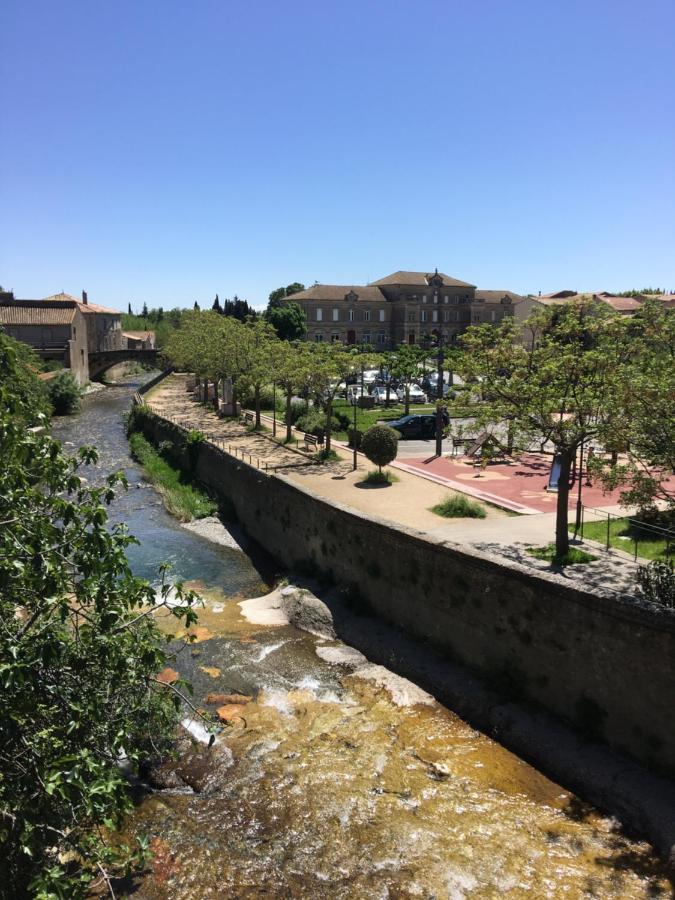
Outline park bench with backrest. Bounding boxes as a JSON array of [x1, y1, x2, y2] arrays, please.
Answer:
[[240, 411, 254, 427], [302, 432, 319, 452]]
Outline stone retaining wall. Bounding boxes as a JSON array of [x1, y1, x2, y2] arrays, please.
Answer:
[[137, 408, 675, 783]]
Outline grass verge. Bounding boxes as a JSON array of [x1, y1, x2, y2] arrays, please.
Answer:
[[431, 494, 486, 519], [129, 432, 217, 522], [569, 517, 671, 561], [528, 544, 598, 566]]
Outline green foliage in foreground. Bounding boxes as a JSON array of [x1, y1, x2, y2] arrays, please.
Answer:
[[431, 494, 487, 519], [527, 543, 598, 566], [636, 559, 675, 610], [0, 352, 200, 896], [129, 432, 217, 521], [47, 370, 82, 415]]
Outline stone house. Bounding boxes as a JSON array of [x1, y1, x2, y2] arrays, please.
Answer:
[[287, 270, 524, 348], [122, 330, 156, 350]]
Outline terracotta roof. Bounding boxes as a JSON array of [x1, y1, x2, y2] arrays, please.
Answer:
[[0, 303, 76, 325], [285, 284, 388, 303], [474, 290, 525, 303], [43, 293, 121, 315], [598, 295, 641, 312], [539, 289, 577, 299], [371, 270, 475, 288], [123, 330, 154, 340]]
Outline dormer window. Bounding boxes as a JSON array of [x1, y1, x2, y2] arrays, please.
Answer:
[[345, 289, 359, 303]]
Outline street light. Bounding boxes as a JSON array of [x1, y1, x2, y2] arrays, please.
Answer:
[[272, 380, 277, 437]]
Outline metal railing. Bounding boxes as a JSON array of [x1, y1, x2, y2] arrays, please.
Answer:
[[576, 505, 674, 562]]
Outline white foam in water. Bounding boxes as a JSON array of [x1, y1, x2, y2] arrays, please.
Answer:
[[259, 689, 293, 715], [254, 641, 288, 662], [445, 868, 479, 899], [181, 717, 213, 745]]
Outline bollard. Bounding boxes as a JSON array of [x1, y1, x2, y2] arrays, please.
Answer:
[[606, 513, 611, 551]]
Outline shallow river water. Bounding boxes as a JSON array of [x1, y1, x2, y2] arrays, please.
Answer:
[[53, 379, 673, 899]]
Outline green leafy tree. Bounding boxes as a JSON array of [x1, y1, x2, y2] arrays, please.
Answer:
[[0, 331, 50, 424], [390, 345, 427, 414], [307, 344, 356, 453], [361, 424, 399, 473], [0, 353, 199, 897], [267, 283, 305, 310], [141, 302, 148, 318], [461, 300, 634, 559], [240, 319, 280, 428], [266, 302, 307, 341], [48, 370, 82, 415]]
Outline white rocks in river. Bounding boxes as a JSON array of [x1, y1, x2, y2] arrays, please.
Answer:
[[347, 664, 435, 707], [181, 516, 245, 551], [238, 588, 289, 626], [315, 645, 367, 670]]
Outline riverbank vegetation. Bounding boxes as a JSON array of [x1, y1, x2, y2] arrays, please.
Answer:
[[0, 341, 199, 896], [129, 431, 217, 521]]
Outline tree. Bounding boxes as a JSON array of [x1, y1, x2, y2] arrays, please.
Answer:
[[47, 370, 82, 415], [267, 283, 305, 310], [362, 424, 399, 473], [307, 344, 356, 453], [212, 294, 222, 314], [127, 302, 132, 315], [194, 300, 200, 311], [0, 332, 50, 424], [240, 319, 280, 428], [141, 302, 148, 318], [586, 299, 675, 518], [391, 345, 427, 415], [461, 300, 634, 560], [157, 306, 164, 322], [0, 348, 199, 896], [275, 342, 314, 442], [266, 302, 307, 341]]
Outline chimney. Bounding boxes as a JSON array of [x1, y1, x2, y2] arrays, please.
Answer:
[[82, 290, 88, 305]]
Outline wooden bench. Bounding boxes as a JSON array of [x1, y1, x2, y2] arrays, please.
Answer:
[[240, 411, 254, 427], [303, 432, 319, 452]]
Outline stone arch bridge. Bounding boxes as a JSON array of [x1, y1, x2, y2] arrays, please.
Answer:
[[88, 348, 160, 380]]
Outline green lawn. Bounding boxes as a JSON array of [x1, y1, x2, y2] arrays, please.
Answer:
[[528, 544, 598, 566], [570, 516, 672, 561]]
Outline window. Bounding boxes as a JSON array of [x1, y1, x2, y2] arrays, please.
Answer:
[[331, 332, 341, 342], [362, 331, 371, 344], [315, 332, 324, 342], [432, 310, 438, 323], [422, 295, 427, 303], [379, 309, 385, 322], [408, 312, 416, 323], [433, 294, 438, 304], [378, 331, 387, 345], [444, 295, 449, 304], [443, 310, 449, 322], [332, 308, 339, 322], [349, 309, 354, 322], [364, 309, 371, 322], [316, 308, 323, 322], [473, 314, 481, 323], [491, 310, 496, 322], [421, 310, 427, 323]]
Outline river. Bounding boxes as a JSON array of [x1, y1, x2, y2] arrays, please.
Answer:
[[52, 378, 672, 899]]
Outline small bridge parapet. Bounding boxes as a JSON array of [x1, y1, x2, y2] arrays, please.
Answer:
[[88, 348, 160, 379]]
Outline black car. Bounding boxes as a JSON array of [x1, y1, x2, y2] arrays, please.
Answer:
[[386, 414, 437, 440]]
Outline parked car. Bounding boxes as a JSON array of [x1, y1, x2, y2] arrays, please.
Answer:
[[386, 414, 437, 440], [347, 385, 370, 406], [396, 384, 427, 404], [371, 386, 398, 405]]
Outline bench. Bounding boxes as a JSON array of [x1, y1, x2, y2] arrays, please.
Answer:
[[303, 432, 319, 452], [240, 411, 254, 427]]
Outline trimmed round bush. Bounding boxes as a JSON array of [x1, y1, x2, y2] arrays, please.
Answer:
[[361, 424, 399, 473]]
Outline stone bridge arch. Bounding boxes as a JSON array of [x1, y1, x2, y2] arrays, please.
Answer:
[[88, 349, 160, 380]]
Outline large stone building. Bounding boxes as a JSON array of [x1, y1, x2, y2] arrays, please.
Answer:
[[0, 291, 123, 385], [286, 270, 526, 348]]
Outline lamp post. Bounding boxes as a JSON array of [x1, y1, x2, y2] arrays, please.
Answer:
[[352, 390, 358, 471], [272, 380, 277, 437]]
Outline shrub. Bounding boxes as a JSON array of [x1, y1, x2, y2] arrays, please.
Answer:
[[528, 543, 598, 566], [47, 370, 82, 415], [361, 424, 399, 473], [362, 469, 399, 485], [431, 494, 487, 519], [636, 559, 675, 610], [239, 384, 276, 409], [286, 398, 309, 426]]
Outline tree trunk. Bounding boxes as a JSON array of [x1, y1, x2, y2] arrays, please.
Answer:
[[555, 450, 573, 560], [286, 388, 292, 443], [405, 386, 410, 416], [254, 384, 261, 429], [325, 397, 332, 454]]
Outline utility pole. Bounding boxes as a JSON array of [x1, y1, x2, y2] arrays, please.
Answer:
[[435, 331, 445, 458]]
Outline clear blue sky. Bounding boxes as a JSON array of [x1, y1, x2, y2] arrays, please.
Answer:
[[1, 0, 674, 310]]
